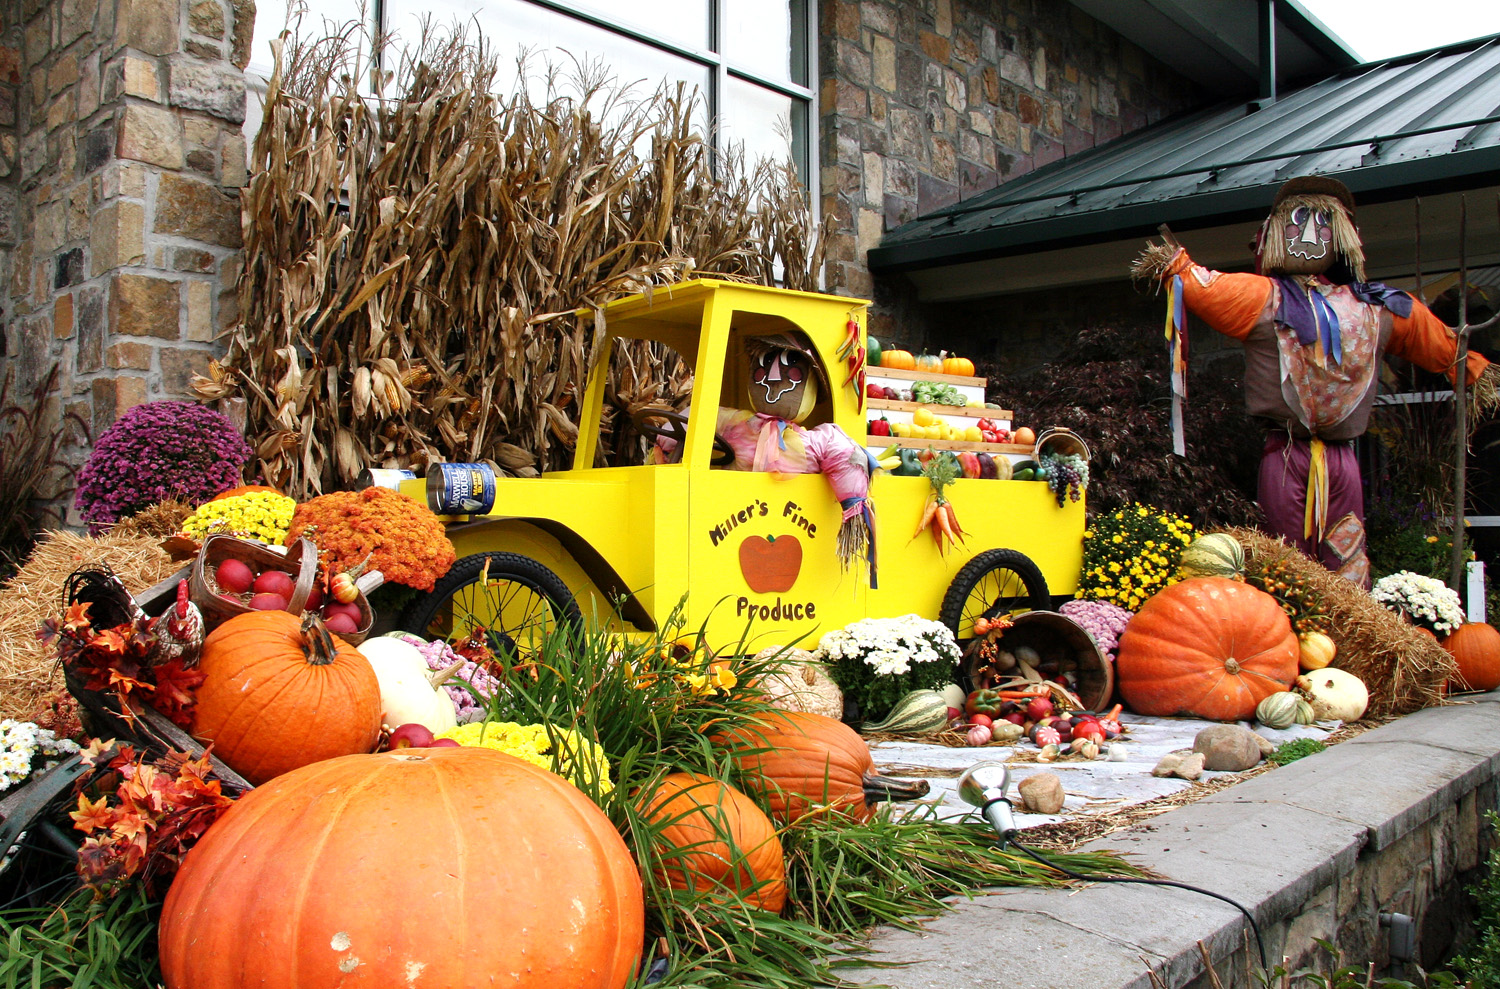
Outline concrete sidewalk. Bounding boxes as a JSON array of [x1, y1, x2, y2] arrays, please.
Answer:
[[844, 693, 1500, 989]]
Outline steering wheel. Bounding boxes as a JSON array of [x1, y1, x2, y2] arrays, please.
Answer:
[[631, 406, 737, 467]]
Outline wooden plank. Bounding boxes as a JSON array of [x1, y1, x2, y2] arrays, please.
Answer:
[[867, 435, 1035, 455], [866, 367, 987, 387], [867, 398, 1013, 419]]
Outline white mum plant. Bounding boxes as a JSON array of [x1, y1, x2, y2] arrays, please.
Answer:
[[1370, 571, 1466, 636]]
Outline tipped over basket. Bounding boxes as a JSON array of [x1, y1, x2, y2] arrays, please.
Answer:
[[965, 610, 1113, 712]]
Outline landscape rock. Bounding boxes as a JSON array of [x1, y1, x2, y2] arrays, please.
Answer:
[[1017, 771, 1064, 813], [1193, 724, 1264, 771]]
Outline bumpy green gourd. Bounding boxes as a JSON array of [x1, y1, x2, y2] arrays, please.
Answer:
[[863, 689, 950, 734], [1255, 691, 1300, 730], [1179, 533, 1246, 579]]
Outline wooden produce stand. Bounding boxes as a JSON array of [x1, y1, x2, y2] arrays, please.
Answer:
[[864, 365, 1034, 459]]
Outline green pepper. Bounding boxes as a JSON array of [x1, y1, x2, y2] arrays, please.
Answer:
[[964, 688, 1006, 718]]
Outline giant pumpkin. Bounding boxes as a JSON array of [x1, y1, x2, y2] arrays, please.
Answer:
[[639, 773, 786, 913], [715, 711, 928, 824], [160, 747, 644, 988], [1442, 622, 1500, 692], [190, 611, 382, 784], [1115, 577, 1298, 721]]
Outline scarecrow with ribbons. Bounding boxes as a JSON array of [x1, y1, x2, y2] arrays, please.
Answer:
[[1133, 175, 1497, 584], [650, 331, 878, 585]]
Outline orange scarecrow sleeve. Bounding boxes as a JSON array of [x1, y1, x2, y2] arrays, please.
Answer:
[[1385, 297, 1490, 386], [1163, 249, 1274, 342]]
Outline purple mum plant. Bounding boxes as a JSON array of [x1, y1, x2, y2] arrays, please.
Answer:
[[1059, 599, 1134, 663], [74, 401, 252, 531]]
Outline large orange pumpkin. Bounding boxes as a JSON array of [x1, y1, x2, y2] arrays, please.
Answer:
[[639, 772, 786, 913], [1442, 622, 1500, 692], [715, 711, 927, 824], [942, 356, 975, 377], [190, 611, 382, 784], [1115, 577, 1298, 721], [160, 747, 644, 988]]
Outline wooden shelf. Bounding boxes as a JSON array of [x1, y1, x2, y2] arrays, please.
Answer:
[[867, 367, 987, 387], [867, 435, 1035, 455], [867, 398, 1013, 419]]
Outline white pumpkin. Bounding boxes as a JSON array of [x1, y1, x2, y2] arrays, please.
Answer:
[[750, 647, 844, 720], [1296, 668, 1368, 723], [358, 636, 458, 732]]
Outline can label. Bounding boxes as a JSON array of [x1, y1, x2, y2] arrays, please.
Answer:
[[429, 463, 496, 515], [358, 468, 417, 490]]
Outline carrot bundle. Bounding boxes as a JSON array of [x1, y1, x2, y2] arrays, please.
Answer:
[[915, 454, 966, 555]]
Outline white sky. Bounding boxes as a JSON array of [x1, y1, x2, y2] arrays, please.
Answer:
[[1298, 0, 1500, 60]]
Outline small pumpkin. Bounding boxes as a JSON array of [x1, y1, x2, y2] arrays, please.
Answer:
[[1296, 669, 1369, 722], [1115, 577, 1298, 722], [190, 611, 382, 785], [1297, 630, 1337, 671], [160, 747, 644, 989], [1255, 691, 1300, 730], [913, 353, 944, 373], [211, 484, 281, 501], [639, 773, 785, 913], [714, 711, 928, 824], [1441, 622, 1500, 692], [942, 356, 975, 377], [880, 349, 915, 371], [1178, 532, 1246, 579], [358, 636, 459, 733]]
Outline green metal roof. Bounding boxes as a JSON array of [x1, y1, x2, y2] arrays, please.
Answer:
[[869, 33, 1500, 275]]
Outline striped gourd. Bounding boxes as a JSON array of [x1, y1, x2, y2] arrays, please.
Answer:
[[1255, 691, 1300, 729], [863, 689, 949, 734], [1178, 533, 1246, 579]]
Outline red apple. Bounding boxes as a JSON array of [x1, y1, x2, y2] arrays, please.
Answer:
[[1026, 697, 1054, 721], [253, 569, 296, 599], [968, 713, 993, 729], [427, 738, 462, 748], [249, 592, 288, 611], [323, 612, 359, 634], [387, 723, 436, 749], [216, 558, 254, 594], [1003, 711, 1027, 727], [302, 582, 323, 611], [322, 601, 362, 623]]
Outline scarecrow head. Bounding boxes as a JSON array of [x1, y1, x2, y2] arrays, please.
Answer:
[[1254, 175, 1365, 283], [745, 332, 827, 423]]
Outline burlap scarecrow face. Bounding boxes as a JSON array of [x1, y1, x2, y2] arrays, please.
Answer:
[[746, 334, 822, 422], [1255, 177, 1366, 282]]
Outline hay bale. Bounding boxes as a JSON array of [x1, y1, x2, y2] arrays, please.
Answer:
[[1227, 527, 1454, 717], [0, 529, 181, 718]]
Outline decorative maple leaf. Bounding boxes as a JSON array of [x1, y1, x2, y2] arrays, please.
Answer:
[[151, 660, 208, 728], [70, 794, 115, 834]]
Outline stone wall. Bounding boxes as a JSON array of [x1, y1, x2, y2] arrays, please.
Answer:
[[0, 0, 251, 524], [817, 0, 1202, 339]]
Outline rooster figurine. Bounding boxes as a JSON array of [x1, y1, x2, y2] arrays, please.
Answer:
[[147, 579, 206, 668]]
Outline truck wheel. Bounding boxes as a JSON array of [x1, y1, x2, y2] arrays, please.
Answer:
[[399, 552, 581, 660], [940, 549, 1050, 685]]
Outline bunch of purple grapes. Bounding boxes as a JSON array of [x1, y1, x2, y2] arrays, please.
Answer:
[[1042, 453, 1089, 507]]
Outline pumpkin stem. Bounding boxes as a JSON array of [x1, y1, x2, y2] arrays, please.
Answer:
[[428, 658, 468, 688], [1224, 658, 1241, 675], [300, 612, 341, 666], [862, 773, 931, 805]]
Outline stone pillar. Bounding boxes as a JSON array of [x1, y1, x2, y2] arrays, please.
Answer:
[[0, 0, 253, 524]]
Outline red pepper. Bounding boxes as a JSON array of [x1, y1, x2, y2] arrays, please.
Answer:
[[865, 383, 885, 399], [868, 418, 891, 437], [964, 688, 1006, 718]]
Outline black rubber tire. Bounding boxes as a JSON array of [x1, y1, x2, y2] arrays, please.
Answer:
[[940, 549, 1050, 687], [398, 552, 581, 656]]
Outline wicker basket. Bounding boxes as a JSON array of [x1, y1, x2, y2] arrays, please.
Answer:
[[1032, 427, 1091, 462], [190, 534, 318, 626], [965, 610, 1114, 712]]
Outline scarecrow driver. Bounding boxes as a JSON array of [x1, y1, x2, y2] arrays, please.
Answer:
[[1133, 176, 1496, 584], [647, 332, 877, 584]]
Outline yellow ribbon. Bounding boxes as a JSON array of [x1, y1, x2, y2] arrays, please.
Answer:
[[1304, 437, 1328, 543]]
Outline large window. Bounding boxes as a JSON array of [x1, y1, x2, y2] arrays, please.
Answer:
[[246, 0, 814, 181]]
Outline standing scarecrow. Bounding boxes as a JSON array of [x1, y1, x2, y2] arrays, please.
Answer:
[[1133, 176, 1496, 583]]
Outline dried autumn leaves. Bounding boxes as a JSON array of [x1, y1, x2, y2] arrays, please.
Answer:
[[199, 27, 826, 498]]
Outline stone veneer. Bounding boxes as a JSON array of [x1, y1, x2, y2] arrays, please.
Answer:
[[0, 0, 252, 524], [817, 0, 1200, 339]]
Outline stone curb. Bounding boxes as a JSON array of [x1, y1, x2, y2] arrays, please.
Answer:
[[844, 691, 1500, 989]]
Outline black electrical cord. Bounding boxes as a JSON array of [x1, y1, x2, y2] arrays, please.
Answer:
[[1002, 828, 1268, 971]]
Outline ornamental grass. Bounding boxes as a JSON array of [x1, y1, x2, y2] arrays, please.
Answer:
[[199, 22, 826, 499]]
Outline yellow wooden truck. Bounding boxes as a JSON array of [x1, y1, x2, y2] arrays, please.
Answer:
[[396, 279, 1084, 660]]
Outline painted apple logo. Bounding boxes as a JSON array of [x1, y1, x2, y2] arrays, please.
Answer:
[[739, 535, 802, 593]]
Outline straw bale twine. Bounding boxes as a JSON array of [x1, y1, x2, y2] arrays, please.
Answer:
[[1227, 527, 1454, 717], [0, 530, 180, 717]]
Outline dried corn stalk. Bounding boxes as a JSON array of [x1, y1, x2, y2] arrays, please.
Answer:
[[200, 24, 826, 497]]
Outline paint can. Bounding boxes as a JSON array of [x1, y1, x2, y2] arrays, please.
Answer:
[[427, 462, 497, 515], [356, 467, 417, 490]]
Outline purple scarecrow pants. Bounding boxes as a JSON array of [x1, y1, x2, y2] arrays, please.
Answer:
[[1257, 432, 1369, 585]]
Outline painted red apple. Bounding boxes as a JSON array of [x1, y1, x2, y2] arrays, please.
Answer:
[[322, 601, 362, 623], [738, 534, 802, 593], [216, 558, 254, 594], [387, 723, 436, 749], [248, 592, 288, 611], [323, 612, 359, 634], [253, 569, 296, 599]]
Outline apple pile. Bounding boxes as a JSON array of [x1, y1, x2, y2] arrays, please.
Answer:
[[385, 723, 461, 750], [212, 557, 364, 634], [959, 689, 1123, 758]]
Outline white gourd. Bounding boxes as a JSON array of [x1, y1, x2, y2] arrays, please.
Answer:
[[1296, 669, 1368, 723], [358, 637, 459, 732]]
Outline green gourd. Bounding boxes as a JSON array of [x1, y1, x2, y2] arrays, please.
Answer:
[[1178, 533, 1246, 579], [1255, 691, 1300, 730], [863, 689, 949, 735]]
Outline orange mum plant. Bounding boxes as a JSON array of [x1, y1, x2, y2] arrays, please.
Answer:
[[286, 488, 457, 591]]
